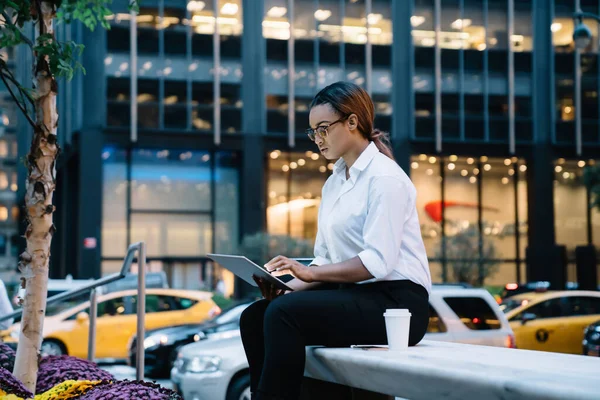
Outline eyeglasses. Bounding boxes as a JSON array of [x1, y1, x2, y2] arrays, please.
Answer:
[[305, 116, 348, 142]]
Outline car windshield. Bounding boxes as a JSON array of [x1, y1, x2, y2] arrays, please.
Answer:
[[500, 297, 533, 313], [211, 303, 249, 324]]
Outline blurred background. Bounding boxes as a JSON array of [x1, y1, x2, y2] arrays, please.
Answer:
[[0, 0, 599, 300]]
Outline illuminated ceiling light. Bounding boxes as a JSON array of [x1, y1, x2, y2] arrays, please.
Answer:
[[477, 43, 487, 51], [428, 156, 437, 164], [564, 106, 572, 114], [467, 157, 474, 164], [119, 62, 128, 71], [551, 22, 562, 33], [473, 168, 480, 175], [418, 154, 427, 161], [562, 171, 570, 179], [305, 151, 313, 157], [519, 165, 527, 172], [220, 2, 238, 15], [319, 166, 327, 173], [327, 163, 334, 170], [420, 38, 435, 47], [270, 151, 279, 159], [311, 153, 319, 160], [484, 164, 491, 171], [411, 162, 419, 169], [589, 159, 596, 165], [426, 169, 433, 176], [451, 18, 471, 30], [480, 155, 488, 162], [411, 16, 425, 27], [367, 13, 383, 25], [502, 177, 509, 185], [267, 6, 287, 18], [504, 158, 511, 166], [447, 163, 456, 171], [578, 160, 586, 168], [189, 63, 198, 71], [104, 56, 113, 66], [449, 155, 458, 162], [269, 191, 277, 198], [508, 169, 515, 176], [187, 1, 205, 12], [298, 159, 306, 166], [314, 9, 332, 22], [143, 61, 152, 70], [163, 67, 173, 76], [469, 176, 477, 184], [555, 165, 563, 173], [557, 158, 565, 164], [461, 169, 468, 177], [282, 165, 290, 172]]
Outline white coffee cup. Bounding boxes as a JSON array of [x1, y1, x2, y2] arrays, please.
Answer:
[[383, 309, 412, 351]]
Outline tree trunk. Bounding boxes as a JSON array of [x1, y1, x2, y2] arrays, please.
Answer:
[[13, 1, 58, 392]]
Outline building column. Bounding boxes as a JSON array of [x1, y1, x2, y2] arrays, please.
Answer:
[[391, 0, 413, 173], [237, 0, 266, 297], [528, 0, 564, 287], [74, 24, 107, 279]]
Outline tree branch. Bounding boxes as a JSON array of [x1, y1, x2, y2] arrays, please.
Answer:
[[1, 67, 36, 107], [1, 11, 34, 49], [0, 70, 36, 129]]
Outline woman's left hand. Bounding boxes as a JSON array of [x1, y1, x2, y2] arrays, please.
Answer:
[[265, 256, 316, 283]]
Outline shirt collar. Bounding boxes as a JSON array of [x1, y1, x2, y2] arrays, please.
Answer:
[[333, 141, 379, 180]]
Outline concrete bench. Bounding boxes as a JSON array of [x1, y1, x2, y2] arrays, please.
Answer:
[[302, 340, 600, 400]]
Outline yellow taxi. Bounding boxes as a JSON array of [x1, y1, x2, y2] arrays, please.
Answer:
[[1, 288, 220, 360], [502, 290, 600, 354]]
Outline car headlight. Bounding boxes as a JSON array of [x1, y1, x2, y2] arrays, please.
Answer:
[[144, 335, 171, 349], [186, 356, 221, 373]]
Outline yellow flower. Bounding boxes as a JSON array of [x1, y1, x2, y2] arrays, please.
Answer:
[[34, 380, 102, 400]]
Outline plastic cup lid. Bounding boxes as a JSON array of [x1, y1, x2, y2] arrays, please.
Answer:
[[383, 308, 411, 317]]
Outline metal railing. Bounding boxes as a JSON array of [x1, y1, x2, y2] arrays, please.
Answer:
[[0, 242, 147, 380]]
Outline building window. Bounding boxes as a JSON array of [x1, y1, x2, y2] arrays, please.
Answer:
[[410, 154, 528, 286], [267, 149, 329, 241], [101, 146, 240, 294]]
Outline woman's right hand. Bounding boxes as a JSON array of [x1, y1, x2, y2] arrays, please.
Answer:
[[252, 275, 287, 301]]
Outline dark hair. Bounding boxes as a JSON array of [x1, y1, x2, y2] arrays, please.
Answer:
[[309, 81, 394, 160]]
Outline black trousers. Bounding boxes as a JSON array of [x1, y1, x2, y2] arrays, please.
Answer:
[[239, 280, 430, 400]]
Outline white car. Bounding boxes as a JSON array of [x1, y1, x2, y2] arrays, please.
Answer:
[[171, 286, 514, 400]]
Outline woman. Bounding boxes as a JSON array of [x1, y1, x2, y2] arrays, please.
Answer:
[[240, 81, 432, 400]]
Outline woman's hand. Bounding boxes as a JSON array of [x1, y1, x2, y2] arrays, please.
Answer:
[[265, 256, 316, 283], [252, 275, 286, 301]]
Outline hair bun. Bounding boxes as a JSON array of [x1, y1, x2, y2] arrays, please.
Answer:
[[371, 129, 382, 140]]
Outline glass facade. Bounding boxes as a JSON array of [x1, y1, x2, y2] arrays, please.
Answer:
[[0, 45, 19, 278], [411, 154, 528, 285], [101, 147, 239, 294], [79, 0, 597, 293]]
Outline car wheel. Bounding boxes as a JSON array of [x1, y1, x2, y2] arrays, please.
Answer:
[[41, 340, 66, 356], [226, 373, 251, 400]]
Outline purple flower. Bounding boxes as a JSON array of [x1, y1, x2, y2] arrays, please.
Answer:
[[0, 342, 16, 371], [79, 380, 182, 400], [36, 355, 114, 394], [0, 366, 34, 399]]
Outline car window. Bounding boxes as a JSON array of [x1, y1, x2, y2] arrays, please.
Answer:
[[213, 303, 249, 324], [145, 295, 177, 313], [98, 297, 131, 317], [443, 296, 501, 330], [562, 296, 600, 316], [171, 296, 198, 310], [427, 304, 447, 333]]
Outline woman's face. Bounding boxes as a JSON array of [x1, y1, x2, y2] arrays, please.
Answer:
[[308, 104, 355, 160]]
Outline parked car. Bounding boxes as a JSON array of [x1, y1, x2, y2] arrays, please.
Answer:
[[583, 319, 600, 356], [0, 288, 219, 361], [128, 301, 252, 378], [171, 286, 514, 400], [503, 290, 600, 354]]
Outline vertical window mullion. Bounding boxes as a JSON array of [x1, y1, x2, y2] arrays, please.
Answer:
[[159, 0, 165, 130], [213, 0, 221, 145]]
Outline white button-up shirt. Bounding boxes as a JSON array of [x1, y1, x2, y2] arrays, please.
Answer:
[[311, 142, 432, 294]]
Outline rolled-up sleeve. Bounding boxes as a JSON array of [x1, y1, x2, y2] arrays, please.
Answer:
[[358, 176, 410, 279]]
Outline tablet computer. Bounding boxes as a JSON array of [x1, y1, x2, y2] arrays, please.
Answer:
[[207, 254, 294, 292]]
